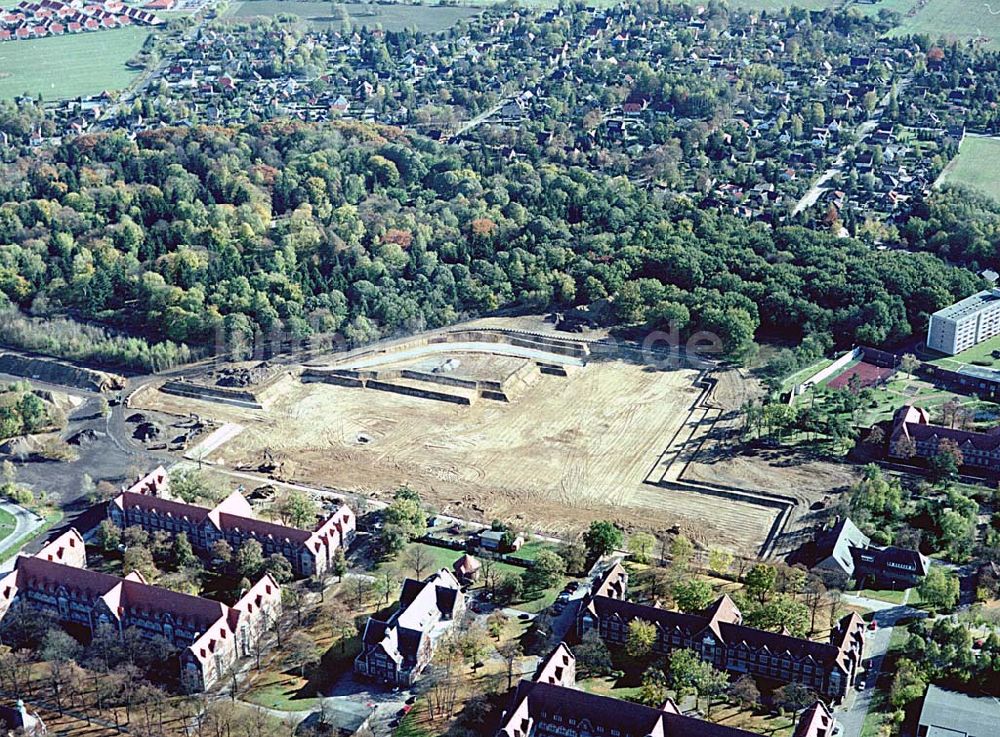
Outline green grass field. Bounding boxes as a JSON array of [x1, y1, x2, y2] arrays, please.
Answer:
[[927, 332, 1000, 370], [0, 508, 15, 545], [941, 135, 1000, 203], [226, 0, 480, 31], [881, 0, 1000, 49], [0, 28, 150, 100]]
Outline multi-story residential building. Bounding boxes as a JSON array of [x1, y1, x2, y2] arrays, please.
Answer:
[[108, 468, 355, 579], [576, 564, 865, 703], [355, 568, 465, 686], [0, 529, 281, 691], [814, 517, 928, 589], [889, 404, 1000, 472], [926, 288, 1000, 355], [497, 642, 842, 737]]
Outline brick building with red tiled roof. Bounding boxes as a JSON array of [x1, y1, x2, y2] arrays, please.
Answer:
[[109, 468, 355, 579], [889, 404, 1000, 471], [0, 529, 281, 691], [498, 642, 841, 737], [575, 564, 864, 703]]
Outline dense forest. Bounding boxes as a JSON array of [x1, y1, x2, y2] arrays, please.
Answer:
[[0, 121, 990, 368]]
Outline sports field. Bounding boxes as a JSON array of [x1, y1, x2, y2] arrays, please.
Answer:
[[940, 135, 1000, 202], [0, 27, 150, 100], [226, 1, 480, 31]]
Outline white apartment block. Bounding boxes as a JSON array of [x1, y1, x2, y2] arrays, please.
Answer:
[[927, 288, 1000, 355]]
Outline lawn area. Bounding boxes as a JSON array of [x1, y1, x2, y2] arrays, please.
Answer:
[[926, 332, 1000, 371], [387, 542, 565, 614], [780, 356, 835, 393], [226, 0, 481, 31], [576, 674, 643, 702], [242, 670, 321, 712], [0, 28, 151, 100], [849, 0, 918, 16], [886, 0, 1000, 50], [0, 507, 16, 545], [0, 510, 62, 564], [709, 703, 797, 737], [243, 591, 366, 712], [855, 587, 910, 605], [940, 135, 1000, 202], [850, 374, 973, 427]]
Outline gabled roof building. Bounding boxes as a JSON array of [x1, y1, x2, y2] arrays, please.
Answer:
[[0, 529, 281, 692], [108, 468, 355, 579], [890, 404, 1000, 473], [813, 516, 928, 589], [576, 564, 864, 703], [354, 568, 465, 686], [498, 642, 842, 737]]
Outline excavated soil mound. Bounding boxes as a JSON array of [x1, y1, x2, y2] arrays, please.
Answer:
[[0, 354, 125, 392]]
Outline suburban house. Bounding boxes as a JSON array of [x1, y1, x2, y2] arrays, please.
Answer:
[[916, 684, 1000, 737], [0, 0, 162, 42], [355, 568, 465, 686], [576, 564, 865, 703], [107, 468, 355, 578], [813, 517, 929, 589], [889, 405, 1000, 472], [497, 642, 842, 737], [0, 530, 281, 691]]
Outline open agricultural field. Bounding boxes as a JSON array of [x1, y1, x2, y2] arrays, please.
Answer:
[[140, 353, 779, 555], [881, 0, 1000, 49], [226, 0, 480, 31], [0, 27, 150, 100], [939, 135, 1000, 202]]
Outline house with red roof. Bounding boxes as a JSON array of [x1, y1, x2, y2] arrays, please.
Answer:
[[890, 404, 1000, 471], [498, 642, 841, 737], [576, 563, 865, 703], [109, 468, 355, 579], [0, 529, 282, 692]]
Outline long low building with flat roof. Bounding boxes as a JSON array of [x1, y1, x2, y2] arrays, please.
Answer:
[[917, 684, 1000, 737], [927, 287, 1000, 355]]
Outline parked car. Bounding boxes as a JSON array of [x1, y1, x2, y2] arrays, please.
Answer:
[[856, 676, 867, 691], [565, 581, 580, 592], [868, 619, 879, 631]]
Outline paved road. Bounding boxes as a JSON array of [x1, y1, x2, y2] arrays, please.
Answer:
[[834, 591, 925, 737], [0, 501, 45, 570]]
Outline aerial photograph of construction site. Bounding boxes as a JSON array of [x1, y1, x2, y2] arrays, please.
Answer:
[[137, 322, 787, 555]]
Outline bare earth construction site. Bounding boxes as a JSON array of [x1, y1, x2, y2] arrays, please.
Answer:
[[135, 325, 787, 555]]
